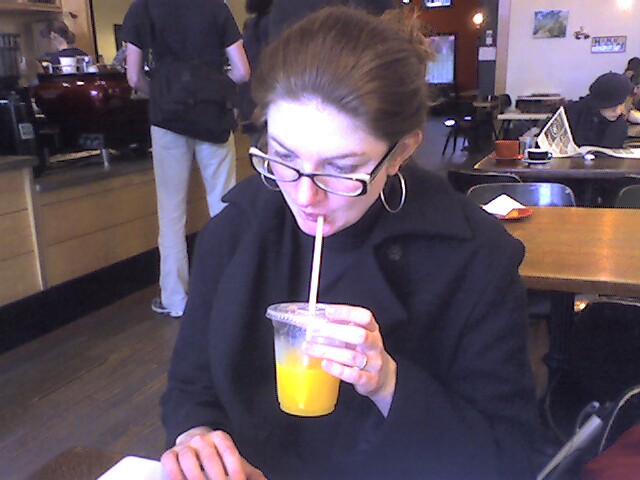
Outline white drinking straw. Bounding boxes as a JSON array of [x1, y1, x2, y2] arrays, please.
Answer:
[[308, 215, 324, 312]]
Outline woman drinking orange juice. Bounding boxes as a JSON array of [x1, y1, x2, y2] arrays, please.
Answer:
[[160, 7, 538, 480]]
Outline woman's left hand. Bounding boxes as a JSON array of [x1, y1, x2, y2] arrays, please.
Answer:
[[302, 304, 397, 416]]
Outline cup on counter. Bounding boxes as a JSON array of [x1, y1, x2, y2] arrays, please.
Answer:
[[494, 139, 520, 161], [266, 302, 341, 417], [526, 148, 552, 161], [519, 136, 536, 155]]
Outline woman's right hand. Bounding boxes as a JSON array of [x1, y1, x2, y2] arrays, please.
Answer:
[[161, 428, 266, 480]]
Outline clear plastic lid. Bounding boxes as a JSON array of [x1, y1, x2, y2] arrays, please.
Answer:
[[265, 302, 328, 328]]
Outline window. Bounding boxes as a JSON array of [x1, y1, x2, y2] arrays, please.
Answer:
[[425, 34, 455, 84]]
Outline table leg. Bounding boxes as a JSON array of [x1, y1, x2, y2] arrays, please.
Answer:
[[497, 120, 510, 139], [543, 291, 575, 377]]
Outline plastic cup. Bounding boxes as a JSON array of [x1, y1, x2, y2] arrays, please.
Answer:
[[266, 302, 340, 417]]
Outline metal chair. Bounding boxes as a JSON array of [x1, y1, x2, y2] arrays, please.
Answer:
[[615, 183, 640, 208], [595, 174, 640, 207], [447, 169, 521, 195], [467, 182, 576, 327], [467, 182, 576, 207], [441, 99, 476, 155]]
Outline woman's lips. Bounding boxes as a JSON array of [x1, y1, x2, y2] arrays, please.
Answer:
[[300, 211, 324, 222]]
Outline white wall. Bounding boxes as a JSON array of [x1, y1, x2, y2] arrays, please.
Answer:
[[500, 0, 640, 102], [92, 0, 132, 64]]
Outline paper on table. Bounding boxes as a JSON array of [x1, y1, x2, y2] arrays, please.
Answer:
[[96, 456, 168, 480], [482, 194, 526, 216]]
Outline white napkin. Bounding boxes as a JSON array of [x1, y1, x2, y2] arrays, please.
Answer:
[[481, 194, 525, 216], [97, 456, 168, 480]]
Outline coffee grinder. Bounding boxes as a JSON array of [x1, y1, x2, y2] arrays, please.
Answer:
[[0, 33, 37, 156]]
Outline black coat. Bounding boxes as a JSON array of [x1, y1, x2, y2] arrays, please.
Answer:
[[269, 0, 397, 41], [161, 165, 537, 479], [565, 96, 628, 148]]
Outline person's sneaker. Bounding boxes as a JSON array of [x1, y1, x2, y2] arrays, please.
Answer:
[[151, 297, 183, 318]]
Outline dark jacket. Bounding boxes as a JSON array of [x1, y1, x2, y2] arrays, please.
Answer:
[[269, 0, 396, 41], [161, 165, 537, 479], [565, 96, 628, 148], [238, 11, 270, 124]]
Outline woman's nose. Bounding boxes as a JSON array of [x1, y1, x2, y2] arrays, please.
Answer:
[[294, 176, 323, 206]]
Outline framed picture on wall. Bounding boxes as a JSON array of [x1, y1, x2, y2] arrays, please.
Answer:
[[424, 0, 451, 7], [591, 36, 627, 54], [533, 10, 569, 39]]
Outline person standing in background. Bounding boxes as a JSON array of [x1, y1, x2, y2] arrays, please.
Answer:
[[268, 0, 397, 41], [237, 0, 273, 139], [41, 20, 88, 67], [121, 0, 250, 318]]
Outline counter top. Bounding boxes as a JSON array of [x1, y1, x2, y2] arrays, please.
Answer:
[[0, 155, 38, 173], [35, 152, 153, 193]]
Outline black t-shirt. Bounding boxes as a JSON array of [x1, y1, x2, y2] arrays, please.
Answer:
[[121, 0, 240, 70], [120, 0, 242, 142], [269, 0, 396, 41]]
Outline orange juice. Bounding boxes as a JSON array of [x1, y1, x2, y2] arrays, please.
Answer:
[[276, 351, 340, 416]]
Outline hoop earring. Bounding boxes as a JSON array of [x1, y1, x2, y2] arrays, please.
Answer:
[[260, 174, 280, 191], [379, 171, 406, 213]]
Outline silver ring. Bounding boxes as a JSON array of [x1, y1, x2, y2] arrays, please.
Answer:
[[358, 355, 368, 370]]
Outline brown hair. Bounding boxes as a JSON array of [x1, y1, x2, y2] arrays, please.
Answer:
[[47, 20, 76, 45], [251, 6, 432, 144]]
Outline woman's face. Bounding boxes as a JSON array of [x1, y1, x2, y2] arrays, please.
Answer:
[[600, 103, 625, 121], [266, 98, 417, 237]]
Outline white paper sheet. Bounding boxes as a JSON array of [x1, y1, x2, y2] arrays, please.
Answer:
[[482, 194, 525, 216], [97, 456, 167, 480]]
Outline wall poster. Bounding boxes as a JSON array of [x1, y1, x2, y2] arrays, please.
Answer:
[[533, 10, 569, 39], [591, 36, 627, 54]]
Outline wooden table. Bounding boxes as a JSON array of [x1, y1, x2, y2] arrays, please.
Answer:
[[475, 153, 640, 180], [24, 447, 124, 480], [497, 111, 552, 139], [503, 207, 640, 372], [475, 153, 640, 206], [505, 207, 640, 295]]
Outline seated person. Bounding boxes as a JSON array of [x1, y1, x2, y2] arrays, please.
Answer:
[[625, 74, 640, 136], [159, 7, 538, 480], [40, 20, 88, 68], [623, 57, 640, 81], [565, 72, 633, 148]]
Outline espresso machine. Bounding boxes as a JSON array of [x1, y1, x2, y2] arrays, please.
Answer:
[[0, 33, 37, 157]]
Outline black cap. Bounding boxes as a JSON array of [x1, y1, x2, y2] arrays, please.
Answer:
[[589, 72, 633, 109]]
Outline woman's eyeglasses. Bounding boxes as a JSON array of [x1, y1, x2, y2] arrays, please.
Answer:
[[248, 143, 397, 197]]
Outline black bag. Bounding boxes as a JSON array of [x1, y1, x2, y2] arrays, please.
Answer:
[[144, 0, 237, 143], [151, 61, 237, 114], [149, 61, 237, 142], [544, 299, 640, 441]]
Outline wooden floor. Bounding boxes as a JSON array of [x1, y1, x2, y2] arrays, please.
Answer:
[[0, 286, 174, 480]]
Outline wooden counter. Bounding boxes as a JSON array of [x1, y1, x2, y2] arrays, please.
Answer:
[[0, 133, 254, 308], [0, 156, 41, 306], [35, 159, 210, 287]]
